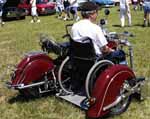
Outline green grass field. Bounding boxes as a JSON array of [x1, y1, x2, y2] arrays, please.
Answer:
[[0, 6, 150, 119]]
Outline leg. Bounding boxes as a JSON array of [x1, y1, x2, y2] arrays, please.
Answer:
[[120, 9, 125, 27], [31, 7, 40, 23], [0, 5, 4, 26], [143, 11, 147, 27], [127, 11, 132, 26], [148, 13, 150, 26]]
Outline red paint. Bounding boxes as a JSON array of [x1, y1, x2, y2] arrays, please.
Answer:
[[11, 52, 54, 86], [87, 65, 135, 118], [18, 0, 56, 15]]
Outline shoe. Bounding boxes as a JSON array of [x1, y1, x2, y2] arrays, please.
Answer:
[[1, 22, 5, 26], [37, 19, 40, 23], [143, 20, 147, 27], [75, 16, 80, 21], [63, 17, 67, 21], [30, 20, 34, 23], [57, 16, 62, 19]]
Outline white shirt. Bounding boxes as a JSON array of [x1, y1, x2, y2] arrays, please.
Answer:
[[71, 19, 108, 55], [30, 0, 36, 7], [120, 0, 129, 10], [69, 0, 78, 7]]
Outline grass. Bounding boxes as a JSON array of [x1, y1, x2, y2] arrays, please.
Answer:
[[0, 6, 150, 119]]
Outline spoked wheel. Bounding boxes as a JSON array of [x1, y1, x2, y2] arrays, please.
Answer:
[[85, 60, 114, 98], [109, 80, 132, 115], [58, 56, 73, 94]]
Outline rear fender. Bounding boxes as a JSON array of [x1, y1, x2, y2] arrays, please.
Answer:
[[11, 51, 54, 86], [87, 65, 135, 118]]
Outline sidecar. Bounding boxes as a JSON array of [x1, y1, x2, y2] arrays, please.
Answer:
[[6, 32, 144, 118]]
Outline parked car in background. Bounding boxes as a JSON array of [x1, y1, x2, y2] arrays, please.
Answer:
[[2, 0, 26, 21], [112, 0, 132, 6], [112, 0, 120, 6], [92, 0, 115, 7], [18, 0, 56, 15]]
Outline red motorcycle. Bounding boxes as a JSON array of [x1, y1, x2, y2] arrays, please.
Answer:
[[6, 24, 145, 119]]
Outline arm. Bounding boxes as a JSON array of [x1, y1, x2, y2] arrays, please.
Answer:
[[101, 45, 114, 54], [30, 0, 33, 4]]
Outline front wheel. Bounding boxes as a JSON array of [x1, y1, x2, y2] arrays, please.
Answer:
[[109, 80, 132, 115]]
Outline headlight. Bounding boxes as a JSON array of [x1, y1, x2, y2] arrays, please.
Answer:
[[41, 8, 45, 11]]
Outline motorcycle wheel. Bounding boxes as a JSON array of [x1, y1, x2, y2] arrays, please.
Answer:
[[109, 80, 132, 115], [58, 56, 73, 94]]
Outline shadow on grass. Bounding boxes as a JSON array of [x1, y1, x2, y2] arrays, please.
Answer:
[[112, 24, 145, 28], [8, 91, 56, 104]]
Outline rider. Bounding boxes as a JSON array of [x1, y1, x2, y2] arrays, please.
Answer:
[[71, 1, 126, 63], [71, 2, 114, 58], [70, 2, 125, 94]]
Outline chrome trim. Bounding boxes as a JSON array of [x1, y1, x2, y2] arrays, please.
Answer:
[[103, 81, 143, 111]]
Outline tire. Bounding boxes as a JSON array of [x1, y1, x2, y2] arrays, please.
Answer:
[[58, 56, 73, 94], [109, 80, 132, 115], [19, 87, 41, 98], [85, 60, 114, 98], [20, 16, 26, 19], [18, 73, 55, 98]]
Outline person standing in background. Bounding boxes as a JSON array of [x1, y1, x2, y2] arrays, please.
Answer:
[[63, 0, 71, 20], [133, 0, 138, 10], [0, 0, 6, 26], [119, 0, 131, 27], [143, 0, 150, 26], [56, 0, 64, 19], [30, 0, 40, 23], [69, 0, 80, 21]]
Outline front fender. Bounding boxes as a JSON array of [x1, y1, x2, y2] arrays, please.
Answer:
[[87, 65, 135, 118]]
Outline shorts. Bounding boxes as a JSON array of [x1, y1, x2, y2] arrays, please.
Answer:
[[56, 2, 64, 12], [143, 2, 150, 13], [31, 6, 37, 16], [70, 7, 78, 15], [63, 1, 70, 9], [0, 4, 3, 16]]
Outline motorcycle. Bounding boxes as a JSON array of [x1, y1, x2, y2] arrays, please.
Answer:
[[6, 18, 145, 119]]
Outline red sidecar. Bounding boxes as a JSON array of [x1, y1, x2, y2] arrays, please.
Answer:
[[6, 32, 144, 119]]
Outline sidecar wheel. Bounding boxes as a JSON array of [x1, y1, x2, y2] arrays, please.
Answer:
[[109, 80, 132, 115]]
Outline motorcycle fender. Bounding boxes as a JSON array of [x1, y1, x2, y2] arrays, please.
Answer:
[[87, 65, 135, 118], [11, 52, 54, 86]]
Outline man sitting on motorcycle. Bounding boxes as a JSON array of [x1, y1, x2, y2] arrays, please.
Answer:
[[71, 2, 125, 64], [71, 2, 114, 57]]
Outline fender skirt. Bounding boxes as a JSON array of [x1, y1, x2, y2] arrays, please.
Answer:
[[11, 52, 54, 86], [87, 64, 135, 118]]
